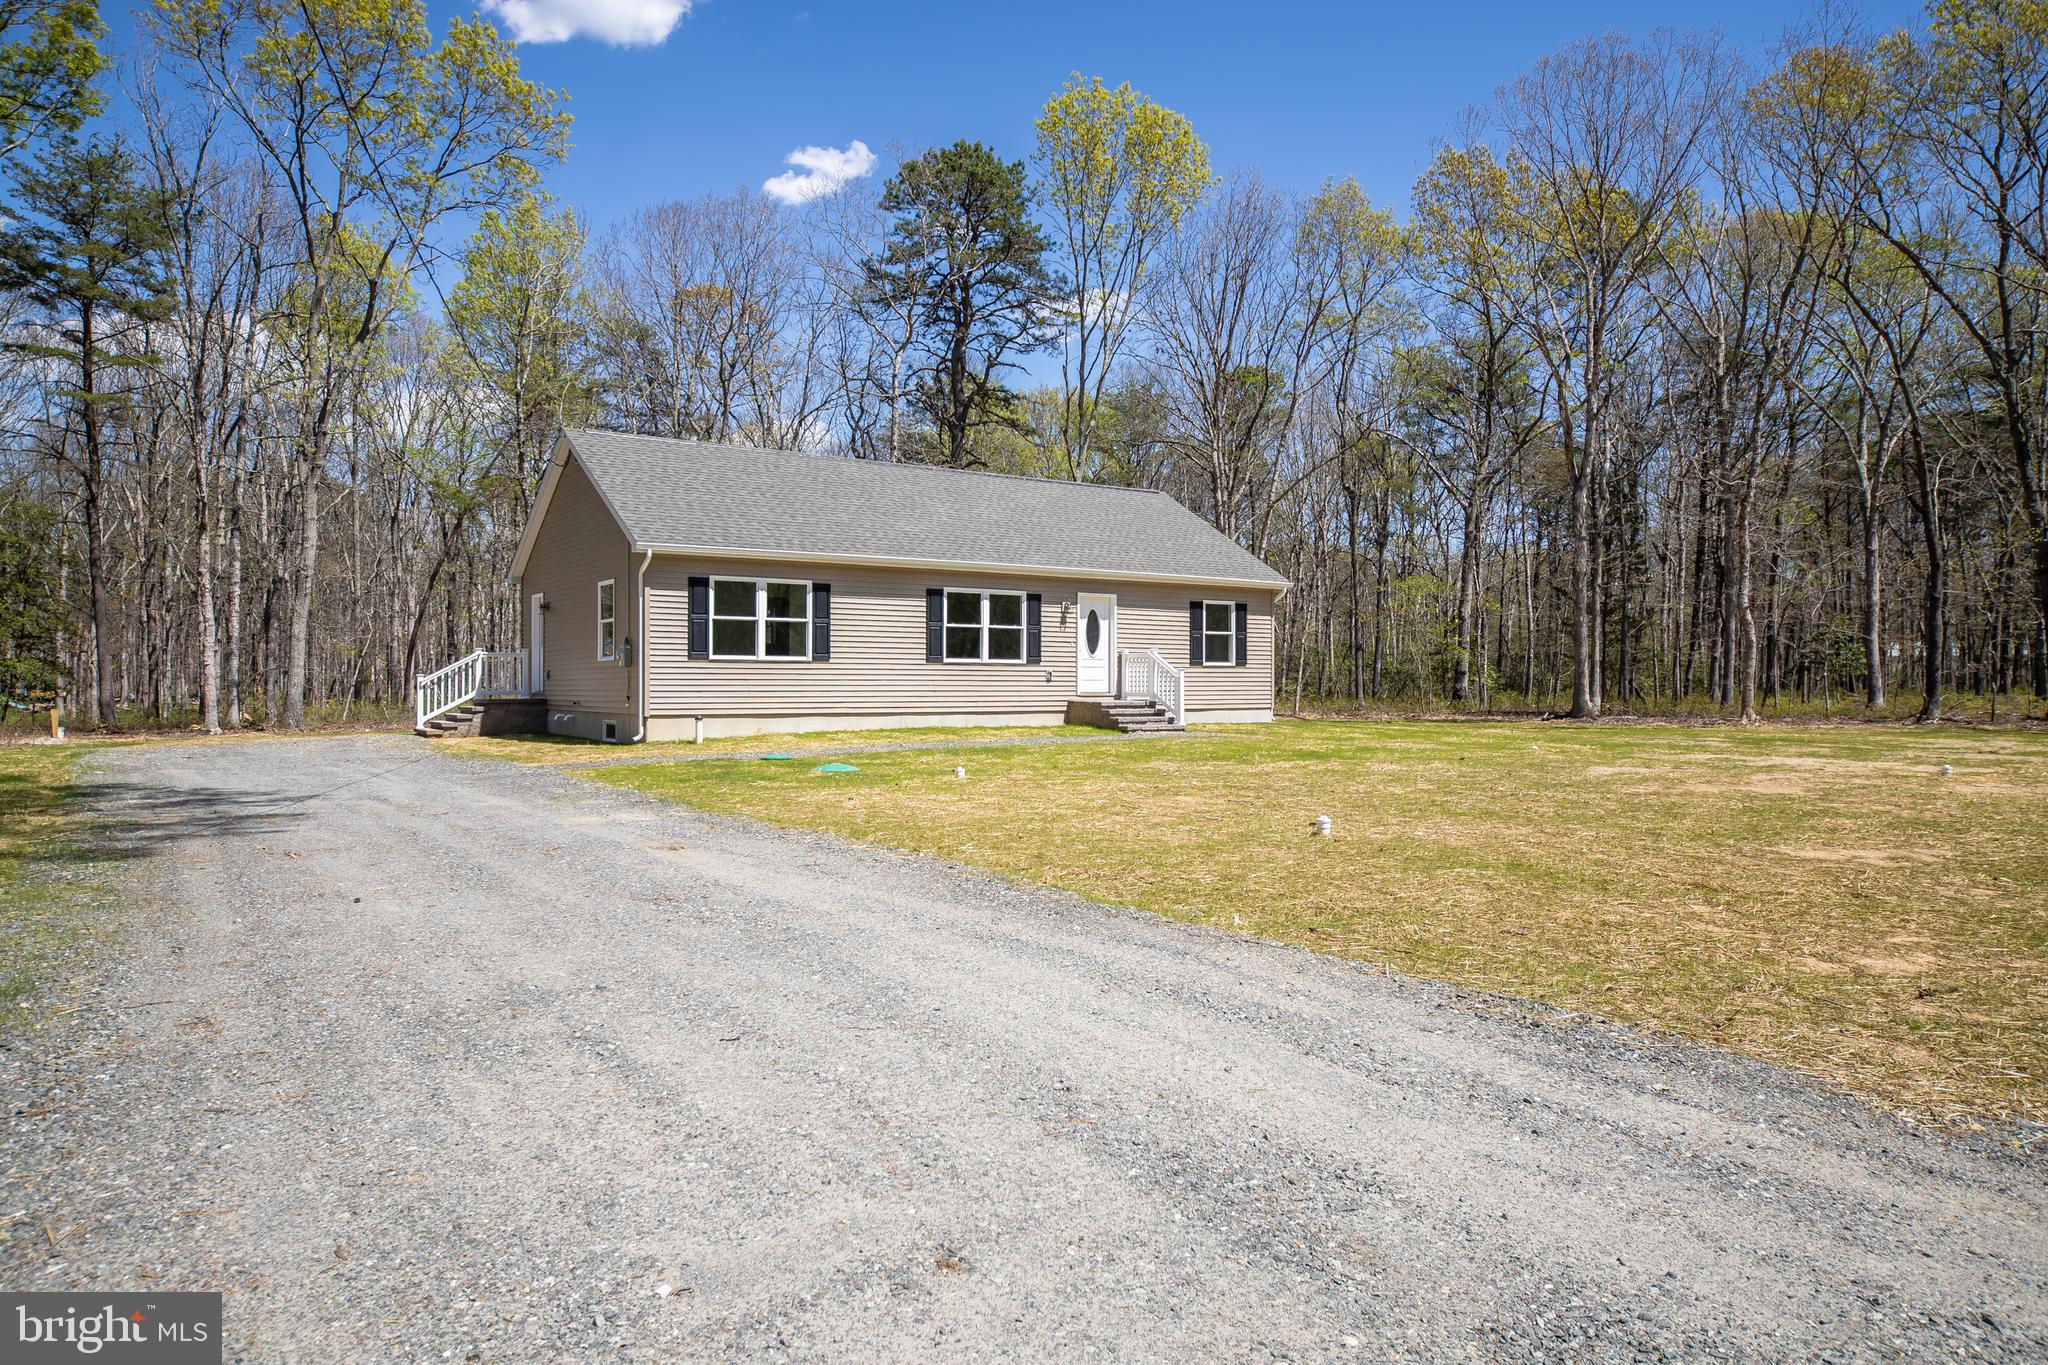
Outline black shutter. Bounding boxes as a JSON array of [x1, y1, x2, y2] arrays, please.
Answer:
[[926, 587, 944, 662], [1189, 601, 1204, 665], [812, 583, 831, 660], [688, 576, 709, 659], [1025, 593, 1042, 664], [1234, 601, 1249, 667]]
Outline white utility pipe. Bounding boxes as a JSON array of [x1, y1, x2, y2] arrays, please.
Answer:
[[626, 547, 653, 743]]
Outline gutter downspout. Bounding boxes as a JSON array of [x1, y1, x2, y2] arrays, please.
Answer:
[[628, 547, 652, 743]]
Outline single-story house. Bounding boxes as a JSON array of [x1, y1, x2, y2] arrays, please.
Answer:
[[416, 429, 1288, 741]]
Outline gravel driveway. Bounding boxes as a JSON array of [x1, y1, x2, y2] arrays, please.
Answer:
[[3, 735, 2043, 1361]]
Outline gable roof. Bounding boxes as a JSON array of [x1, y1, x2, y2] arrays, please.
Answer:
[[512, 429, 1289, 591]]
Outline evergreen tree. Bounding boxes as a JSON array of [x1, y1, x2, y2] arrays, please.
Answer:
[[0, 491, 63, 716], [0, 134, 173, 725], [865, 141, 1056, 467]]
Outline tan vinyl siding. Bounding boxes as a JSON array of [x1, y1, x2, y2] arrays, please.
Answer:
[[1121, 588, 1276, 713], [645, 555, 1275, 719], [520, 455, 635, 713]]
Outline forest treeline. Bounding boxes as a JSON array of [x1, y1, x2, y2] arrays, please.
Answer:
[[0, 0, 2043, 730]]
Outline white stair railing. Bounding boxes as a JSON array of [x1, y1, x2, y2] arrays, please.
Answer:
[[1117, 648, 1186, 725], [416, 649, 528, 727]]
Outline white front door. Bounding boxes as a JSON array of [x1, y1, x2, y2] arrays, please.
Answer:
[[1075, 593, 1115, 694], [529, 592, 546, 694]]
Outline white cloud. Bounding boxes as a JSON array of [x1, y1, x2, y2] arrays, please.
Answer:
[[762, 140, 877, 205], [482, 0, 692, 46]]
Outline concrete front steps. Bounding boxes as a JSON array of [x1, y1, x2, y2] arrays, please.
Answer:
[[416, 703, 484, 738], [1065, 698, 1185, 734]]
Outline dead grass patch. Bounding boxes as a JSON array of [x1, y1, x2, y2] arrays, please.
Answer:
[[445, 724, 1078, 766], [586, 719, 2048, 1125]]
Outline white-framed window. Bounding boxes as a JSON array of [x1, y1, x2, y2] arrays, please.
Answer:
[[944, 589, 1026, 663], [711, 577, 812, 660], [597, 579, 616, 660], [1201, 600, 1235, 665]]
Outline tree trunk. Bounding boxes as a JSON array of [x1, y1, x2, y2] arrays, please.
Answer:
[[81, 467, 117, 728], [192, 437, 221, 734], [1370, 490, 1391, 700], [1568, 463, 1598, 717], [1859, 469, 1885, 709], [1344, 483, 1363, 706], [1911, 443, 1944, 725], [77, 305, 117, 729], [1452, 490, 1485, 703], [1735, 486, 1760, 725], [284, 454, 320, 729], [225, 466, 244, 728]]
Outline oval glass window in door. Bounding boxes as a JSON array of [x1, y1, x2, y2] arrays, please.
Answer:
[[1085, 609, 1102, 653]]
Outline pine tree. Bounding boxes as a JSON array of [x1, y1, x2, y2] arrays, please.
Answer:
[[865, 142, 1056, 467], [0, 134, 173, 725], [0, 491, 64, 716]]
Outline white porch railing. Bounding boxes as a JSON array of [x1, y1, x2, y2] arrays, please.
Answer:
[[1118, 648, 1185, 725], [416, 649, 528, 727]]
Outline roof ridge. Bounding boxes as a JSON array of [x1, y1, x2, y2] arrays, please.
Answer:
[[568, 428, 1172, 498]]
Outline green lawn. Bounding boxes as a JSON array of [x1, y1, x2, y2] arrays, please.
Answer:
[[585, 719, 2048, 1124], [0, 744, 109, 1029]]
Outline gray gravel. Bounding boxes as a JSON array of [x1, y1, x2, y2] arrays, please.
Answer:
[[2, 734, 2043, 1361]]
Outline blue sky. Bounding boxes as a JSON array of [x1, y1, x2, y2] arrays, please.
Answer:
[[492, 0, 1923, 228], [106, 0, 1926, 233]]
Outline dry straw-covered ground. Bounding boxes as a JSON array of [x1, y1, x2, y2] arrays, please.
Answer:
[[573, 719, 2048, 1124]]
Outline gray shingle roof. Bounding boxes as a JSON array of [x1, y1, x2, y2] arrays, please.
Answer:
[[558, 429, 1288, 589]]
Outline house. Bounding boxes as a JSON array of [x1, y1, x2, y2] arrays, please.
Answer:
[[415, 429, 1289, 741]]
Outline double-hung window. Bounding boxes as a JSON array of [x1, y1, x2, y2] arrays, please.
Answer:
[[597, 580, 617, 660], [944, 589, 1025, 662], [711, 578, 812, 659], [1201, 600, 1236, 665]]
